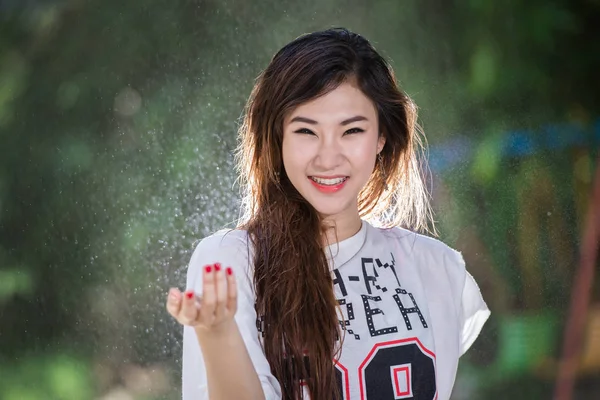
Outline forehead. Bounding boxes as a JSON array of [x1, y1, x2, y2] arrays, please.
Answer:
[[285, 81, 377, 123]]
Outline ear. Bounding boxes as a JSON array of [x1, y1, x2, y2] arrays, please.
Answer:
[[377, 134, 386, 154]]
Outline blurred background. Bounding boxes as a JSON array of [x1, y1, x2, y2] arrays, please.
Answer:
[[1, 0, 599, 399]]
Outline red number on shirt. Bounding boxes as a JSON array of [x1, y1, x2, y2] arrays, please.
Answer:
[[334, 359, 351, 399], [335, 338, 436, 400]]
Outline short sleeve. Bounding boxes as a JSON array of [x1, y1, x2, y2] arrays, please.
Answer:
[[181, 230, 282, 400], [457, 256, 491, 356]]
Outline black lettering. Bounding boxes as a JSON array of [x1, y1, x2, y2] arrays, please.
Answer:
[[393, 288, 428, 330], [332, 268, 348, 297], [361, 294, 398, 337]]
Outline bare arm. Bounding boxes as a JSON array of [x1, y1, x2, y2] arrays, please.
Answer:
[[195, 320, 265, 400], [168, 262, 269, 400], [168, 233, 281, 399]]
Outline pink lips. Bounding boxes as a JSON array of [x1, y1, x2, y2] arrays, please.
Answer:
[[308, 176, 348, 193]]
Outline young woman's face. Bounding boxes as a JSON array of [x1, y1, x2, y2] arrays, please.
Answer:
[[282, 81, 385, 222]]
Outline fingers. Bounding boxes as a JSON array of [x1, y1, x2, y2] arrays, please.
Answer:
[[181, 288, 199, 324], [166, 288, 182, 317], [226, 267, 238, 314], [166, 287, 199, 326], [199, 264, 217, 323], [166, 262, 238, 328], [213, 263, 228, 319]]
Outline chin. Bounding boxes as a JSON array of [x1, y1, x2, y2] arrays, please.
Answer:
[[306, 198, 353, 219], [314, 207, 344, 218], [293, 181, 358, 218]]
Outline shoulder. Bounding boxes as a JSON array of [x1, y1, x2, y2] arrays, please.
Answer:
[[371, 224, 467, 282], [191, 228, 250, 255], [189, 228, 253, 271], [375, 225, 461, 260], [186, 228, 254, 291]]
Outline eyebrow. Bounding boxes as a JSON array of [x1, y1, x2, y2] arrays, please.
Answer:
[[289, 115, 369, 126]]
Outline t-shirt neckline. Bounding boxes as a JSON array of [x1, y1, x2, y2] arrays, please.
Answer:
[[325, 220, 368, 270]]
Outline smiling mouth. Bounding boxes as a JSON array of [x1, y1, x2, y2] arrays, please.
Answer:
[[309, 176, 348, 186]]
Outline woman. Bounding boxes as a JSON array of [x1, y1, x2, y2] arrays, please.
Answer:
[[166, 27, 490, 400]]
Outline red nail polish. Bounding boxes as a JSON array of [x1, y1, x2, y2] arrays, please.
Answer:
[[205, 265, 212, 273], [226, 267, 232, 276], [185, 291, 194, 299], [214, 263, 221, 272]]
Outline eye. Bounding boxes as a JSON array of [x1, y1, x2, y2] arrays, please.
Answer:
[[344, 127, 365, 135], [293, 128, 316, 135]]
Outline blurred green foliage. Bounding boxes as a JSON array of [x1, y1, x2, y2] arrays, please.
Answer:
[[0, 0, 598, 398], [0, 353, 92, 400]]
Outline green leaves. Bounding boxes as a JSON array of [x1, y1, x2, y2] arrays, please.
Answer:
[[0, 267, 33, 303], [0, 51, 29, 127], [0, 354, 92, 400]]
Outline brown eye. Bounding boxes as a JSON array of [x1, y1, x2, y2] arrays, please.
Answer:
[[344, 128, 365, 135], [294, 128, 316, 135]]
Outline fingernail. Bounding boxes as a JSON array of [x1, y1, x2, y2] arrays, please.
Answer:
[[185, 291, 194, 299], [226, 267, 232, 276], [205, 265, 212, 273], [214, 263, 221, 272]]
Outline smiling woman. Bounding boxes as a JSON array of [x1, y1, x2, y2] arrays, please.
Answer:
[[282, 81, 385, 243], [166, 27, 489, 400]]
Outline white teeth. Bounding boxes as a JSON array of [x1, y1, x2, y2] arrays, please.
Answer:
[[310, 177, 347, 185]]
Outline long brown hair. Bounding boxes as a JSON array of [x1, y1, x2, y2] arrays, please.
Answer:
[[235, 28, 433, 399]]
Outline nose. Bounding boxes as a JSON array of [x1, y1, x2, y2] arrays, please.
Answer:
[[314, 135, 344, 171]]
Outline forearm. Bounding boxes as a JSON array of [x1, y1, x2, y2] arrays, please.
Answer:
[[195, 322, 266, 400]]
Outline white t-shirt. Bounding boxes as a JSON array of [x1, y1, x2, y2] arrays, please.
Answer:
[[182, 220, 490, 400]]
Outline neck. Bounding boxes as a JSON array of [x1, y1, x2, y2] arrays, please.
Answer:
[[321, 211, 362, 246]]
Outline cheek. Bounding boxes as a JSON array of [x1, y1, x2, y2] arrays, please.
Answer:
[[281, 137, 304, 175], [281, 135, 292, 165], [350, 147, 377, 172]]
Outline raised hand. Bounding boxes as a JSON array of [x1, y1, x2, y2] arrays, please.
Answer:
[[166, 263, 238, 331]]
